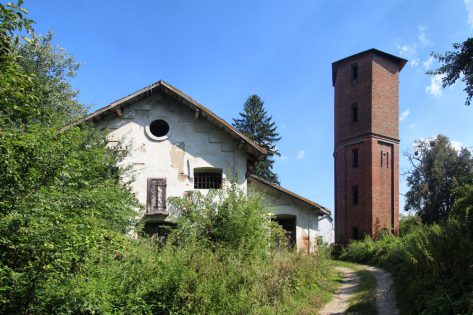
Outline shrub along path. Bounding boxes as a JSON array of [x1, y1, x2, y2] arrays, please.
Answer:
[[319, 264, 398, 315]]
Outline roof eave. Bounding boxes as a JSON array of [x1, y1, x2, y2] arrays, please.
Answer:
[[249, 174, 331, 216]]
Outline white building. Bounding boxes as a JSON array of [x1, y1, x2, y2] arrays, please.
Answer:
[[79, 80, 334, 249]]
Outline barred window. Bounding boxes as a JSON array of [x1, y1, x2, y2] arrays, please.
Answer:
[[194, 168, 222, 189]]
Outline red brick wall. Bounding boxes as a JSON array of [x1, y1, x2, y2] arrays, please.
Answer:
[[334, 51, 401, 244]]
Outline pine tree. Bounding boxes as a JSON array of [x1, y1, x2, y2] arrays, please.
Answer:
[[233, 95, 281, 184]]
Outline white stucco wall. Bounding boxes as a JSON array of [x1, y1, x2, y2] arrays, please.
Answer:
[[317, 215, 334, 244], [96, 93, 248, 218]]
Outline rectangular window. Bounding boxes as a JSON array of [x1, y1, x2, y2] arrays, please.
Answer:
[[194, 168, 222, 189], [352, 103, 358, 122], [351, 63, 358, 81], [147, 178, 167, 214], [380, 151, 383, 167], [352, 227, 359, 240], [386, 152, 389, 168], [353, 185, 359, 205], [352, 149, 359, 168]]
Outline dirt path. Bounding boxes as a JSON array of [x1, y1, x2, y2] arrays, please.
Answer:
[[365, 266, 399, 315], [318, 265, 398, 315], [319, 267, 359, 315]]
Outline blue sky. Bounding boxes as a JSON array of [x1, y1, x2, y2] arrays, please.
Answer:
[[24, 0, 473, 212]]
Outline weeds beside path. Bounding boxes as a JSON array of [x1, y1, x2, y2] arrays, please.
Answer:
[[319, 262, 398, 315]]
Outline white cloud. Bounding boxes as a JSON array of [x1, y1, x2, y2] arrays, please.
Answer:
[[408, 123, 415, 129], [417, 25, 431, 46], [451, 140, 463, 151], [426, 74, 444, 97], [396, 43, 417, 60], [422, 56, 434, 70], [297, 150, 305, 160], [465, 0, 473, 28], [399, 109, 410, 122], [396, 25, 432, 68]]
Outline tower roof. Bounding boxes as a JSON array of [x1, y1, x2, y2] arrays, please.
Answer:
[[332, 48, 407, 86]]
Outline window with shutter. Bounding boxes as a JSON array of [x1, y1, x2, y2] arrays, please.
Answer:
[[147, 178, 167, 214]]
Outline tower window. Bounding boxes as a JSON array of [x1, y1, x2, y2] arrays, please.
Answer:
[[352, 149, 359, 168], [353, 185, 359, 205], [386, 152, 389, 168], [352, 103, 358, 122], [351, 63, 358, 81], [194, 168, 222, 189], [352, 227, 360, 240]]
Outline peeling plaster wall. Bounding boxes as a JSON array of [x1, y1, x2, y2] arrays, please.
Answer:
[[96, 94, 248, 218], [318, 215, 334, 244], [248, 180, 329, 253]]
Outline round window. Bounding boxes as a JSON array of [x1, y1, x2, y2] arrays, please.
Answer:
[[149, 119, 169, 137], [146, 119, 171, 141]]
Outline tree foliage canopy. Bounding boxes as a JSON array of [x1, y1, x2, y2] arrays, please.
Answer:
[[429, 38, 473, 106], [0, 3, 138, 312], [404, 135, 473, 224], [233, 95, 281, 184]]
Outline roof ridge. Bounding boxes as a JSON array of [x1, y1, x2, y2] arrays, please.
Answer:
[[67, 80, 267, 158]]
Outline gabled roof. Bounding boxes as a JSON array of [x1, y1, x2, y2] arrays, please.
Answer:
[[71, 80, 267, 159], [332, 48, 407, 86], [248, 174, 331, 216]]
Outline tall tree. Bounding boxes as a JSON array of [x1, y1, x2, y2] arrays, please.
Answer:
[[16, 31, 86, 125], [428, 38, 473, 106], [0, 3, 138, 312], [233, 95, 281, 184], [404, 135, 473, 224]]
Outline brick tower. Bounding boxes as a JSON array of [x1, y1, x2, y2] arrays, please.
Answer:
[[333, 49, 407, 244]]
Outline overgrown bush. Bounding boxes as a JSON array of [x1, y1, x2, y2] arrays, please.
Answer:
[[19, 185, 337, 314], [340, 208, 473, 314]]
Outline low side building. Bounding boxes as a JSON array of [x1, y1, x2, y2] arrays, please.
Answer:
[[248, 175, 333, 251]]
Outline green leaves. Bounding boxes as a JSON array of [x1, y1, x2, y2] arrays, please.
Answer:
[[404, 135, 473, 224], [429, 38, 473, 106]]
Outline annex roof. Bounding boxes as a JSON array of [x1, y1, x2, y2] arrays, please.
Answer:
[[248, 174, 331, 216], [332, 48, 408, 86], [72, 80, 267, 159]]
